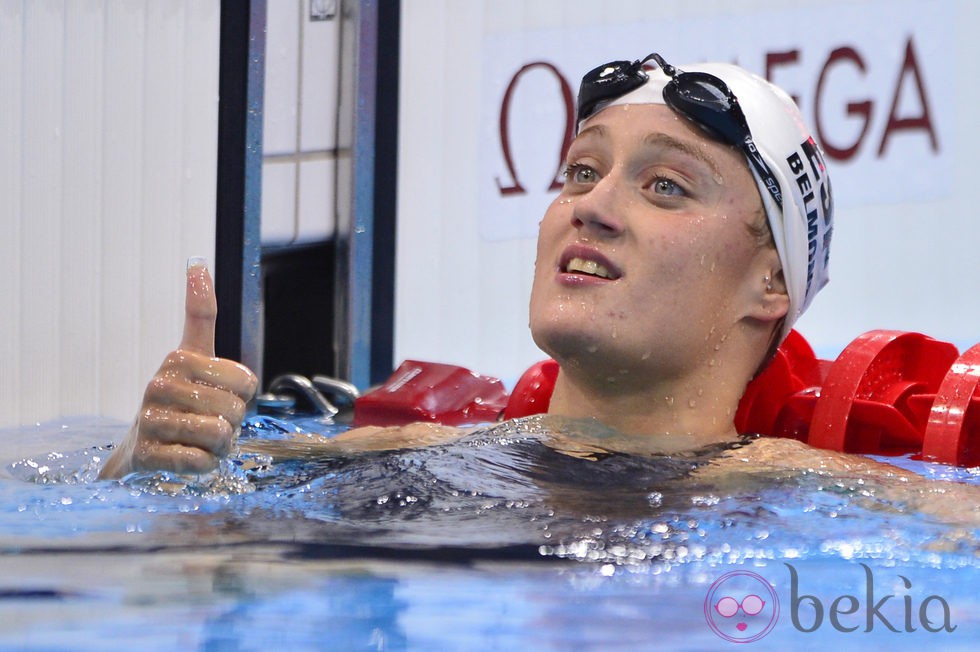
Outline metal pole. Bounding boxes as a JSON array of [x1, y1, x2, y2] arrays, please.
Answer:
[[215, 0, 266, 380], [336, 0, 397, 390]]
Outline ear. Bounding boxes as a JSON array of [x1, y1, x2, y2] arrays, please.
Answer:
[[743, 248, 790, 325], [754, 268, 790, 323]]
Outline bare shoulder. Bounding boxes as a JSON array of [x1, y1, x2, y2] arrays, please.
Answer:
[[699, 437, 980, 527], [712, 437, 921, 480]]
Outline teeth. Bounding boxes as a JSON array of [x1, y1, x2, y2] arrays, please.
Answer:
[[567, 257, 612, 279]]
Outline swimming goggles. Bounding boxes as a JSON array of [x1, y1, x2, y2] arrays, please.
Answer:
[[714, 594, 766, 617], [576, 52, 784, 210]]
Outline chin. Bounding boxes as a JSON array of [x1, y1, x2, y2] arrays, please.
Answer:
[[531, 321, 590, 361], [533, 323, 629, 374]]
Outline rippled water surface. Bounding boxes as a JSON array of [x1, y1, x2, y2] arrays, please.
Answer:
[[1, 415, 978, 650]]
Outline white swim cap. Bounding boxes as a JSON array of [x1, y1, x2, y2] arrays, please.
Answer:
[[578, 57, 833, 340]]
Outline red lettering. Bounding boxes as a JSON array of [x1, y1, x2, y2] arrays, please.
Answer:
[[496, 62, 575, 196], [765, 50, 801, 107], [815, 46, 872, 161], [878, 37, 938, 157]]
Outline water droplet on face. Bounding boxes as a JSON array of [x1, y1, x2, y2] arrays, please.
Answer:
[[586, 344, 598, 353], [665, 396, 675, 406], [688, 399, 697, 408], [641, 351, 652, 360]]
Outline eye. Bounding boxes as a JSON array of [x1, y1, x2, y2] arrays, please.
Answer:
[[651, 176, 686, 196], [563, 163, 599, 186]]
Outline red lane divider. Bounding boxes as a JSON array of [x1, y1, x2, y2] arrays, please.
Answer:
[[734, 330, 821, 439], [807, 331, 958, 455], [921, 343, 980, 467], [353, 331, 980, 467], [502, 359, 559, 421]]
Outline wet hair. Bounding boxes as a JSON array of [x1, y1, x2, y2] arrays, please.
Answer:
[[745, 204, 774, 250]]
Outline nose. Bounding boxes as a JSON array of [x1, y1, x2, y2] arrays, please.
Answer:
[[569, 173, 627, 237]]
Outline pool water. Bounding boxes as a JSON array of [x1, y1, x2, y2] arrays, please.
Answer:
[[1, 415, 978, 650]]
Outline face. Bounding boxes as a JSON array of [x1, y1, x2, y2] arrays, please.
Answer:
[[528, 103, 776, 386]]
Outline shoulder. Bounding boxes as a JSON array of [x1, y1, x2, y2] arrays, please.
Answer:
[[703, 436, 921, 480], [699, 437, 980, 527]]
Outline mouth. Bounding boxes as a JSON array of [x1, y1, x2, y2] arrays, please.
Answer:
[[565, 257, 615, 279], [559, 245, 622, 281]]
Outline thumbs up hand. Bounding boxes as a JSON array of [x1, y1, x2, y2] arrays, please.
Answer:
[[100, 259, 259, 479]]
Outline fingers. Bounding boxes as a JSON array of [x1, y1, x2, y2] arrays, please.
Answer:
[[129, 385, 244, 476], [144, 374, 249, 425], [157, 349, 258, 403], [180, 258, 217, 357], [102, 259, 261, 480], [132, 440, 222, 476], [138, 408, 236, 458]]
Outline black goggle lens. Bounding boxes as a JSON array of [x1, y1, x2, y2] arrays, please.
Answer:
[[576, 59, 648, 126], [662, 73, 748, 146]]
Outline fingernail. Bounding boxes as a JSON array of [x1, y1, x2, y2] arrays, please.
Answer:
[[187, 256, 209, 271]]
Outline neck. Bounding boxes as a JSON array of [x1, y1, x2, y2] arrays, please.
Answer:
[[544, 335, 764, 447], [547, 371, 744, 444]]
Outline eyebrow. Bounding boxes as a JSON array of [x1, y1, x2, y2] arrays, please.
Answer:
[[574, 124, 724, 178], [642, 132, 723, 178]]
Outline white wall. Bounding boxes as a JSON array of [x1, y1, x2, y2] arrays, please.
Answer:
[[396, 0, 978, 385], [0, 0, 220, 428]]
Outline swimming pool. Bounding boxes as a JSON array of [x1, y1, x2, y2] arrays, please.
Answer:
[[1, 415, 978, 650]]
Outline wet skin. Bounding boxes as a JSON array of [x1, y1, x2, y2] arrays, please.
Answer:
[[99, 264, 258, 479], [530, 103, 787, 442]]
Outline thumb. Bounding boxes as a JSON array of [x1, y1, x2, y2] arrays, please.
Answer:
[[180, 257, 217, 356]]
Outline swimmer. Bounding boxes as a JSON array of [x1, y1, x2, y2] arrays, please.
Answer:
[[96, 53, 973, 523]]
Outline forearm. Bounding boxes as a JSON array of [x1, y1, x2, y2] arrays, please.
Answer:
[[239, 422, 469, 461]]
